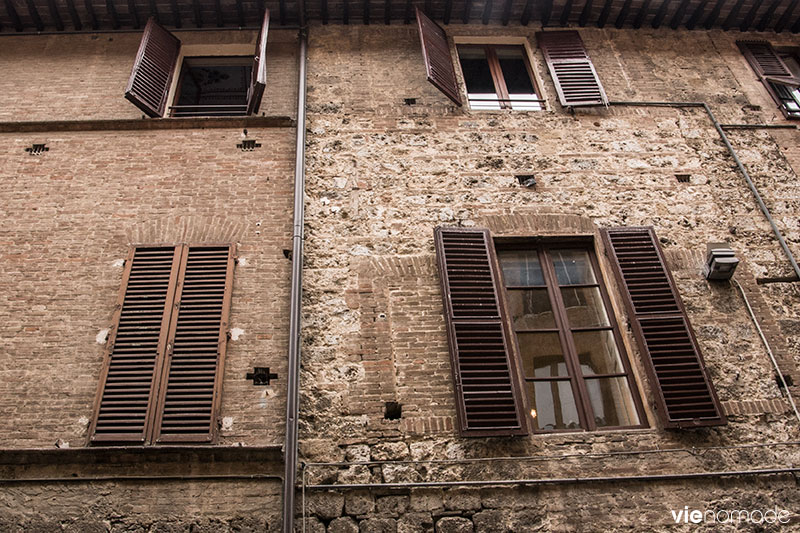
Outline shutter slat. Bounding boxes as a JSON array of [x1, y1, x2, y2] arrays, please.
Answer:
[[537, 31, 608, 107], [416, 8, 463, 106], [124, 17, 181, 118], [601, 227, 725, 428], [153, 245, 233, 443], [90, 246, 180, 443], [435, 227, 527, 436]]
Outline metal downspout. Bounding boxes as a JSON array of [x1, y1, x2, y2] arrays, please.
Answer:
[[283, 23, 307, 533]]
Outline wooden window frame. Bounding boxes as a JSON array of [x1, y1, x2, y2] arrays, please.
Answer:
[[455, 42, 544, 111], [89, 243, 234, 446], [495, 237, 647, 433]]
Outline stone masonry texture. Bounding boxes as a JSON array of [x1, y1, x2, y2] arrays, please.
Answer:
[[0, 16, 800, 533]]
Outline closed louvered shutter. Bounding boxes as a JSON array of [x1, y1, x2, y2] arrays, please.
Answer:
[[737, 41, 800, 87], [434, 227, 527, 436], [246, 9, 270, 116], [90, 246, 181, 443], [125, 17, 181, 118], [153, 245, 234, 443], [416, 8, 462, 106], [601, 227, 726, 428], [537, 31, 607, 107]]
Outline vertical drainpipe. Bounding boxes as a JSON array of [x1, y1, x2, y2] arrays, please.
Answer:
[[283, 7, 307, 532]]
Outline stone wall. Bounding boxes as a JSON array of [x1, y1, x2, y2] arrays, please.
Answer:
[[298, 23, 800, 531]]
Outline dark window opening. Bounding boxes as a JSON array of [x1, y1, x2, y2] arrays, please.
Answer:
[[497, 242, 645, 432], [457, 44, 542, 111], [171, 57, 252, 117], [384, 402, 403, 420]]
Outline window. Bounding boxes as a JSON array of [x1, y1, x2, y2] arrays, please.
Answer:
[[738, 41, 800, 120], [772, 51, 800, 118], [496, 242, 644, 432], [171, 56, 254, 117], [434, 226, 725, 437], [456, 45, 543, 110], [125, 13, 268, 118], [89, 244, 234, 445]]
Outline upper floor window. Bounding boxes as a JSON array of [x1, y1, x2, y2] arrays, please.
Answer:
[[738, 41, 800, 120], [497, 243, 644, 432], [125, 13, 268, 118], [456, 44, 543, 111]]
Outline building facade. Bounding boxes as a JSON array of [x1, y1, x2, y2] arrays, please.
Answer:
[[1, 0, 799, 531]]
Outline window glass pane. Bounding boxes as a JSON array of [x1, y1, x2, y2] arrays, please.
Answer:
[[496, 47, 541, 111], [560, 287, 610, 328], [518, 333, 567, 377], [573, 330, 624, 375], [458, 46, 501, 110], [584, 377, 640, 428], [527, 381, 580, 430], [498, 250, 544, 286], [551, 249, 597, 285], [507, 289, 556, 329]]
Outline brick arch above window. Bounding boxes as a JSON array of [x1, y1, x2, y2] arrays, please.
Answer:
[[124, 216, 248, 245]]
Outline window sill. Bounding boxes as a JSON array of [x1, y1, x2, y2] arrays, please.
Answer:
[[0, 115, 295, 133]]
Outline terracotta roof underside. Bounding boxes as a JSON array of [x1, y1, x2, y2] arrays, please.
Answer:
[[1, 0, 798, 33]]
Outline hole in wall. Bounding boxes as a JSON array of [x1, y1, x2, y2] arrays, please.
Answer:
[[384, 402, 402, 420], [516, 174, 536, 188], [675, 174, 691, 183]]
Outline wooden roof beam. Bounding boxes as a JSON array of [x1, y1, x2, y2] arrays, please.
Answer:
[[482, 0, 493, 23], [685, 0, 708, 29], [756, 0, 782, 31], [462, 0, 472, 23], [721, 0, 745, 30], [85, 0, 99, 29], [740, 0, 761, 31], [65, 0, 82, 29], [385, 0, 391, 24], [47, 0, 64, 30], [501, 0, 512, 25], [192, 0, 202, 27], [775, 0, 797, 31], [236, 0, 245, 26], [560, 0, 574, 26], [322, 0, 329, 24], [343, 0, 349, 24], [520, 0, 533, 25], [4, 0, 23, 31], [578, 0, 592, 26], [668, 0, 691, 28], [633, 0, 651, 28], [444, 0, 453, 23], [170, 0, 181, 27], [279, 0, 286, 24], [214, 0, 223, 26], [364, 0, 370, 24], [615, 0, 633, 27], [597, 0, 613, 27], [703, 0, 725, 29], [25, 0, 44, 30], [542, 0, 554, 25], [127, 0, 140, 27]]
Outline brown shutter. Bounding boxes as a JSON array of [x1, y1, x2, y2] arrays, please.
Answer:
[[537, 31, 608, 107], [153, 245, 234, 443], [125, 17, 181, 118], [601, 227, 726, 428], [434, 227, 527, 436], [416, 8, 462, 106], [246, 9, 270, 115], [90, 246, 181, 443], [737, 41, 800, 87]]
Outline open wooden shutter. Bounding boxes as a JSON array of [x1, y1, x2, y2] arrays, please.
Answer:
[[537, 31, 607, 107], [153, 245, 234, 443], [246, 9, 270, 115], [416, 8, 462, 106], [737, 41, 800, 87], [434, 227, 527, 436], [601, 227, 726, 428], [125, 17, 181, 118], [90, 246, 181, 443]]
